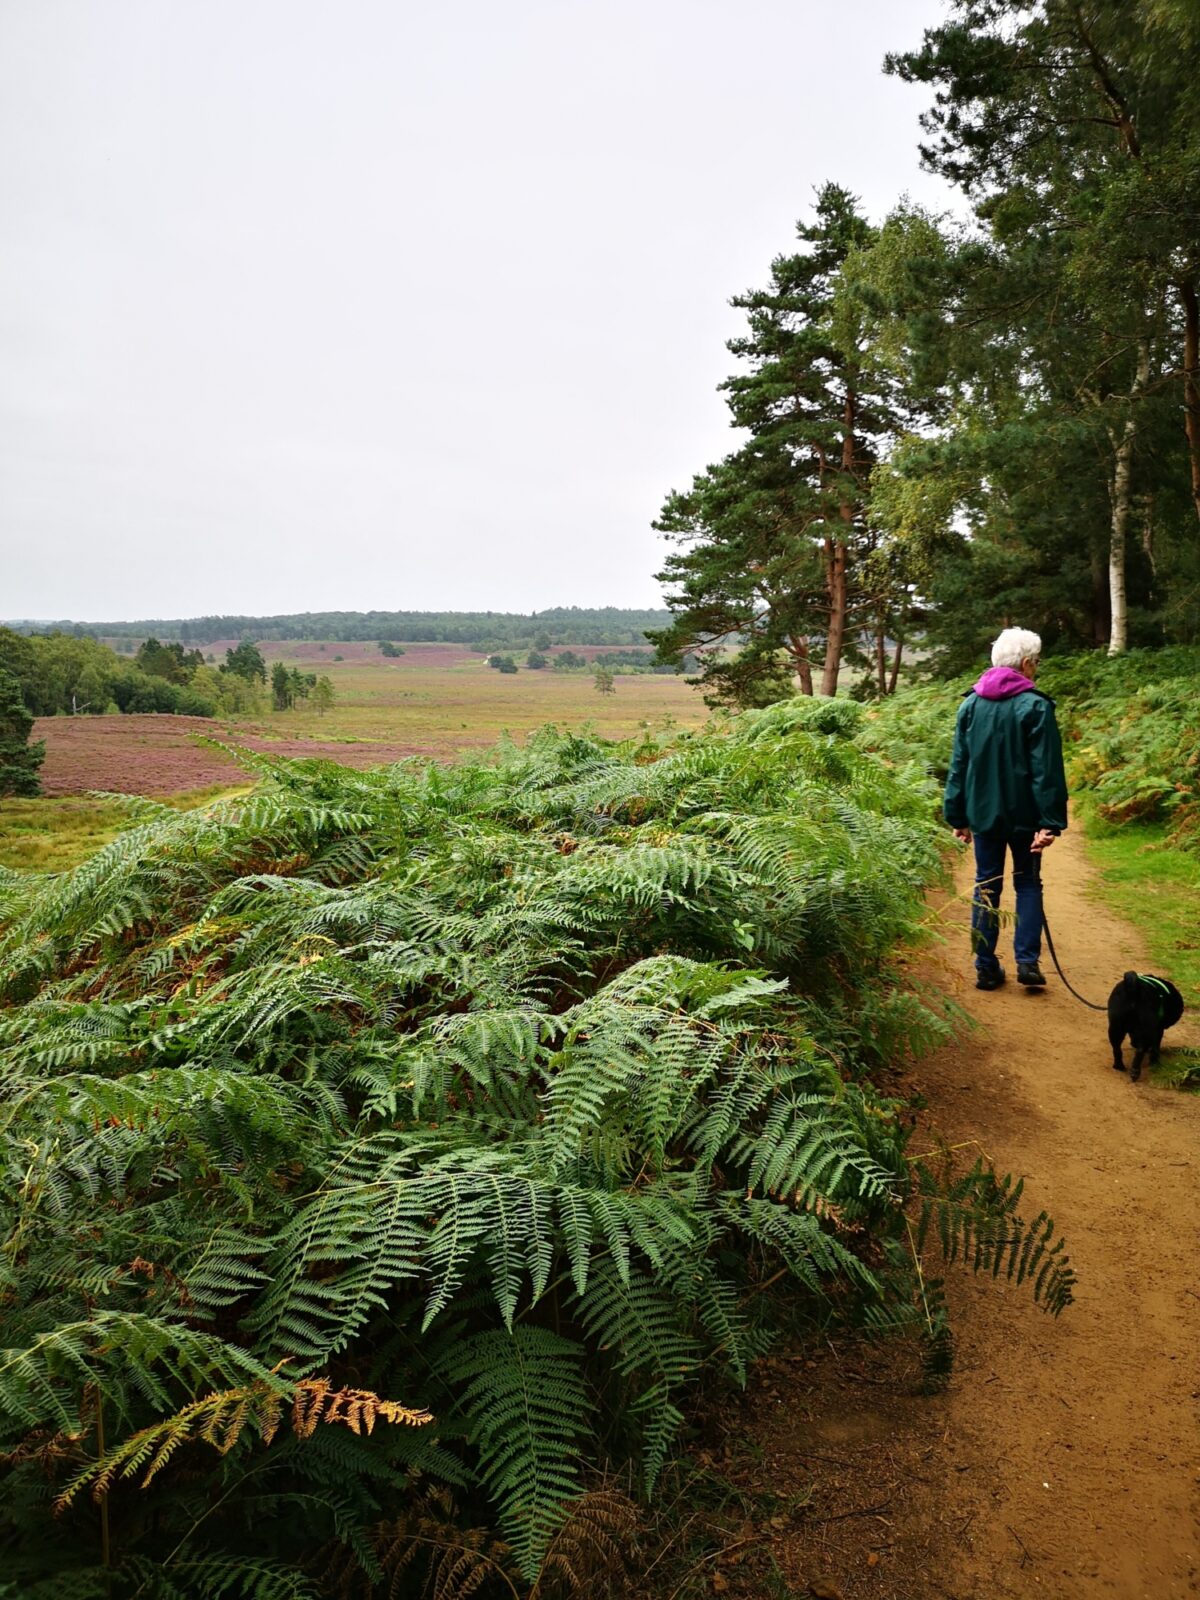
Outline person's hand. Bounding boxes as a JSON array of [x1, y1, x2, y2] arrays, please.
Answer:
[[1030, 828, 1055, 853], [952, 827, 971, 845]]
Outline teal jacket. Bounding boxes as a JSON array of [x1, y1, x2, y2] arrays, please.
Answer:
[[943, 669, 1068, 837]]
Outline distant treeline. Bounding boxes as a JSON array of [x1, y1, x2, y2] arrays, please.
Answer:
[[0, 628, 274, 719], [6, 607, 672, 649]]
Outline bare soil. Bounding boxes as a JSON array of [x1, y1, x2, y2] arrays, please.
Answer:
[[687, 828, 1200, 1600]]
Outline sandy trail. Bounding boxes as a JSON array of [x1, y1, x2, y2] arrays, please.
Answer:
[[924, 825, 1200, 1597], [688, 827, 1199, 1599]]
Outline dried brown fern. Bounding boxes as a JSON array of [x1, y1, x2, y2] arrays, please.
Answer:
[[529, 1489, 638, 1598], [374, 1487, 517, 1600], [289, 1376, 432, 1439], [54, 1376, 431, 1510]]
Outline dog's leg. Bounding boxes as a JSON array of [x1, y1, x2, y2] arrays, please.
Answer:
[[1131, 1048, 1146, 1083], [1109, 1022, 1126, 1072]]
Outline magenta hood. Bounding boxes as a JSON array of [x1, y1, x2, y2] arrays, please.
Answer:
[[972, 666, 1037, 700]]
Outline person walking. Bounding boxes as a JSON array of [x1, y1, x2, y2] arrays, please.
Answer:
[[943, 628, 1068, 990]]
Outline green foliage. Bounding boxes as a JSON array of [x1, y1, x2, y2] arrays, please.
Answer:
[[0, 709, 1070, 1592], [583, 648, 683, 674], [136, 638, 205, 684], [652, 187, 944, 705], [0, 668, 45, 797], [271, 665, 317, 711], [223, 640, 268, 683], [0, 627, 220, 719], [1038, 650, 1200, 845], [886, 0, 1200, 655], [863, 648, 1200, 848]]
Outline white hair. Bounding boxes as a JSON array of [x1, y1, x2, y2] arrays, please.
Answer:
[[991, 627, 1042, 669]]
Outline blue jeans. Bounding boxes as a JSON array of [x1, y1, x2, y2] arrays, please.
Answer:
[[971, 830, 1042, 973]]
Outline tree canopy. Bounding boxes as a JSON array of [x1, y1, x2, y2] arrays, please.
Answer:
[[654, 4, 1200, 702]]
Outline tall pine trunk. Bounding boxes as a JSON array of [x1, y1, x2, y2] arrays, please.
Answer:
[[820, 393, 856, 697], [888, 637, 903, 696], [1106, 339, 1150, 657], [1182, 275, 1200, 525], [821, 538, 848, 696], [788, 636, 814, 696], [875, 620, 887, 696]]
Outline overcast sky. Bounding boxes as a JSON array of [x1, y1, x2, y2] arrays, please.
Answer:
[[1, 0, 956, 623]]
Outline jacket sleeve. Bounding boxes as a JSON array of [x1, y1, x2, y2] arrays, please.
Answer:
[[942, 700, 971, 828], [1027, 698, 1068, 832]]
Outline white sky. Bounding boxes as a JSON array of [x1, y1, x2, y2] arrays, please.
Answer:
[[0, 0, 956, 622]]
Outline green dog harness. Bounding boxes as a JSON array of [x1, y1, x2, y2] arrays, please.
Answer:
[[1137, 973, 1172, 1022]]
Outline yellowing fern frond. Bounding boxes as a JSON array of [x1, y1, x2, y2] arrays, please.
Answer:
[[290, 1376, 432, 1438], [54, 1377, 431, 1510]]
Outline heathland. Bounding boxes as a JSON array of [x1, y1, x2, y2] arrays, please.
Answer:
[[1, 640, 708, 868]]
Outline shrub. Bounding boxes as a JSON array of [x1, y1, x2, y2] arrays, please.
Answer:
[[0, 712, 1071, 1593]]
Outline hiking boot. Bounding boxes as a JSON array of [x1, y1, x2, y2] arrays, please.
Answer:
[[975, 967, 1005, 991], [1017, 962, 1047, 987]]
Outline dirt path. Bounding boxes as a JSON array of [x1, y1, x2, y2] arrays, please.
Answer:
[[918, 827, 1200, 1597], [712, 828, 1200, 1600]]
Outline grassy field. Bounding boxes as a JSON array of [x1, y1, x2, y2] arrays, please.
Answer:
[[6, 643, 709, 868], [0, 786, 250, 872], [1079, 806, 1200, 1007], [264, 642, 708, 746]]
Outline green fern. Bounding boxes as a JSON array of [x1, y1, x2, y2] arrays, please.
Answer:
[[0, 706, 1072, 1592], [443, 1327, 593, 1581]]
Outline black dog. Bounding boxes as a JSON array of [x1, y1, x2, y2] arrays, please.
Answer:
[[1107, 971, 1184, 1081]]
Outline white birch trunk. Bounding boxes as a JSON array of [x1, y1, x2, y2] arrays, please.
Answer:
[[1107, 339, 1151, 658]]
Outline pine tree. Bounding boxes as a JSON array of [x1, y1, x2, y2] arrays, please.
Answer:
[[0, 669, 45, 796], [652, 187, 916, 703], [271, 661, 292, 710], [223, 639, 268, 683]]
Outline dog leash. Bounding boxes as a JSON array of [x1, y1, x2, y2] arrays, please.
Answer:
[[1034, 866, 1107, 1011], [1038, 904, 1107, 1011]]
